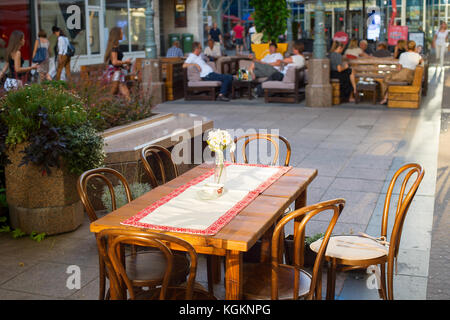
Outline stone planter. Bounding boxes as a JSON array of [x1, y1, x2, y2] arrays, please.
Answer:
[[5, 144, 83, 235]]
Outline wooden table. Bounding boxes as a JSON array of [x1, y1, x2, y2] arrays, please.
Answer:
[[356, 82, 378, 104], [231, 79, 259, 100], [90, 163, 317, 300]]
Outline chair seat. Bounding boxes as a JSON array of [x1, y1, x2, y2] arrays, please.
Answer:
[[125, 251, 190, 284], [134, 282, 216, 300], [188, 81, 221, 87], [262, 81, 295, 90], [310, 235, 388, 262], [387, 81, 409, 86], [243, 263, 311, 300]]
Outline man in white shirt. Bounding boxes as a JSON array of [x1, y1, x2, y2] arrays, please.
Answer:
[[204, 39, 221, 60], [247, 42, 284, 80], [183, 42, 233, 101]]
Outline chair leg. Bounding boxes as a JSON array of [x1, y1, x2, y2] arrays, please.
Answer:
[[99, 257, 106, 300], [326, 258, 337, 300], [315, 265, 323, 300], [206, 255, 221, 294], [378, 263, 387, 300]]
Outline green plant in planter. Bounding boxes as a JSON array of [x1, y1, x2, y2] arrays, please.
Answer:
[[305, 232, 325, 247], [101, 182, 152, 212], [0, 83, 105, 175], [250, 0, 290, 43]]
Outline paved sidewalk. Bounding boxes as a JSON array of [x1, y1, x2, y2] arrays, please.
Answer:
[[0, 67, 446, 300]]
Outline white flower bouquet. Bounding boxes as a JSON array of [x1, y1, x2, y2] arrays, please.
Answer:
[[206, 129, 236, 185]]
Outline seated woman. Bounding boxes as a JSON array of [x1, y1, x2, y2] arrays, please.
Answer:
[[380, 40, 423, 105], [282, 42, 306, 75], [104, 27, 132, 101], [330, 42, 357, 103], [344, 39, 369, 59], [394, 39, 407, 59]]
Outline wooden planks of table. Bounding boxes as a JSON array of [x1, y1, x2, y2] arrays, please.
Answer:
[[90, 163, 317, 300]]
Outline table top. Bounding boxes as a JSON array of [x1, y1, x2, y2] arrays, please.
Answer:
[[232, 79, 259, 86], [90, 163, 317, 255]]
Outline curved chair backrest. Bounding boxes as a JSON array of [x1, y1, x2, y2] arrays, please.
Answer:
[[381, 163, 424, 299], [97, 229, 198, 300], [231, 133, 292, 166], [271, 198, 345, 300], [77, 167, 132, 222], [140, 145, 179, 188]]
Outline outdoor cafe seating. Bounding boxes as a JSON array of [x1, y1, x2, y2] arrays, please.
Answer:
[[77, 134, 424, 300]]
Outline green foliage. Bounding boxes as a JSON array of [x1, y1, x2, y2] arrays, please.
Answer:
[[0, 83, 105, 175], [250, 0, 290, 43], [101, 182, 152, 212], [0, 188, 6, 208], [305, 233, 325, 246], [11, 228, 26, 239], [30, 231, 46, 242]]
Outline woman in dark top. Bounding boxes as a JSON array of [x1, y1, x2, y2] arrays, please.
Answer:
[[329, 42, 357, 102], [394, 40, 407, 59], [104, 27, 132, 101], [1, 30, 37, 91]]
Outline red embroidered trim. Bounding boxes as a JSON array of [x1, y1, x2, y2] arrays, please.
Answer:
[[121, 163, 292, 235]]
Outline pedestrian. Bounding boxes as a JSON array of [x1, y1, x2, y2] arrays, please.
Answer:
[[209, 22, 223, 46], [432, 21, 448, 68], [166, 40, 184, 58], [32, 29, 52, 81], [48, 26, 59, 79], [233, 21, 245, 55], [248, 23, 256, 52], [55, 28, 72, 82], [0, 30, 37, 91], [183, 42, 233, 102], [330, 42, 357, 103], [380, 40, 423, 105], [104, 26, 132, 101]]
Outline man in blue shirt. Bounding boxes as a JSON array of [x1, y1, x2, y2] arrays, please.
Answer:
[[166, 40, 184, 58]]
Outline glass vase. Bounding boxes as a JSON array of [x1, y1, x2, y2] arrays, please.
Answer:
[[214, 150, 227, 185]]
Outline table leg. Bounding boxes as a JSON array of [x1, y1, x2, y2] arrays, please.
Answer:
[[326, 258, 337, 300], [225, 250, 243, 300], [248, 84, 252, 100], [373, 89, 377, 104], [232, 85, 236, 99]]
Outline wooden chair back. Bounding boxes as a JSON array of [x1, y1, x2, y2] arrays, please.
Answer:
[[271, 199, 345, 300], [77, 167, 132, 222], [96, 229, 198, 300], [140, 145, 179, 188], [411, 66, 424, 88], [381, 163, 424, 299], [231, 133, 292, 166]]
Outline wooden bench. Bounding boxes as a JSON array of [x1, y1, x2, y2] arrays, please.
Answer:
[[387, 65, 424, 109], [160, 57, 185, 101]]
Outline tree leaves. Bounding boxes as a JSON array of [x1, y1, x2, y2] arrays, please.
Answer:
[[250, 0, 290, 43]]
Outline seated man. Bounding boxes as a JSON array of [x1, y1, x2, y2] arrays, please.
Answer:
[[372, 42, 392, 58], [183, 41, 233, 102], [204, 39, 221, 61], [248, 42, 283, 80], [166, 40, 184, 58], [359, 40, 373, 56]]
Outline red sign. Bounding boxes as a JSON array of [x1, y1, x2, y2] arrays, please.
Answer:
[[388, 25, 408, 46], [333, 31, 349, 44], [390, 0, 397, 27]]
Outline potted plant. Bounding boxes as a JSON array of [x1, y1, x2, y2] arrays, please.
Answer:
[[0, 83, 105, 235], [285, 232, 324, 267], [250, 0, 290, 59]]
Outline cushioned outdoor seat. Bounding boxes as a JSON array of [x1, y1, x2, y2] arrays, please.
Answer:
[[262, 82, 295, 90], [263, 66, 306, 103], [188, 81, 222, 87], [386, 81, 409, 86]]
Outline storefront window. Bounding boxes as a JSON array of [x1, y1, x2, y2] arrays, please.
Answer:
[[37, 0, 87, 56], [89, 10, 101, 54], [130, 0, 146, 52], [105, 0, 129, 53]]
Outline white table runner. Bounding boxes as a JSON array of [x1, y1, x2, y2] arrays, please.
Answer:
[[121, 163, 292, 235]]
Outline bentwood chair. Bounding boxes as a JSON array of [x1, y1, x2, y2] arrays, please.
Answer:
[[310, 163, 424, 300], [231, 133, 292, 167], [140, 144, 219, 293], [96, 229, 216, 300], [140, 145, 179, 189], [77, 167, 190, 300], [242, 199, 345, 300]]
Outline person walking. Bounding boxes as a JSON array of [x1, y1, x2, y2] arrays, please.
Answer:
[[104, 27, 132, 101], [183, 42, 233, 101], [32, 29, 52, 81], [433, 21, 448, 68], [55, 28, 72, 82], [233, 21, 245, 55], [48, 26, 59, 79], [380, 40, 423, 105], [0, 30, 37, 91]]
